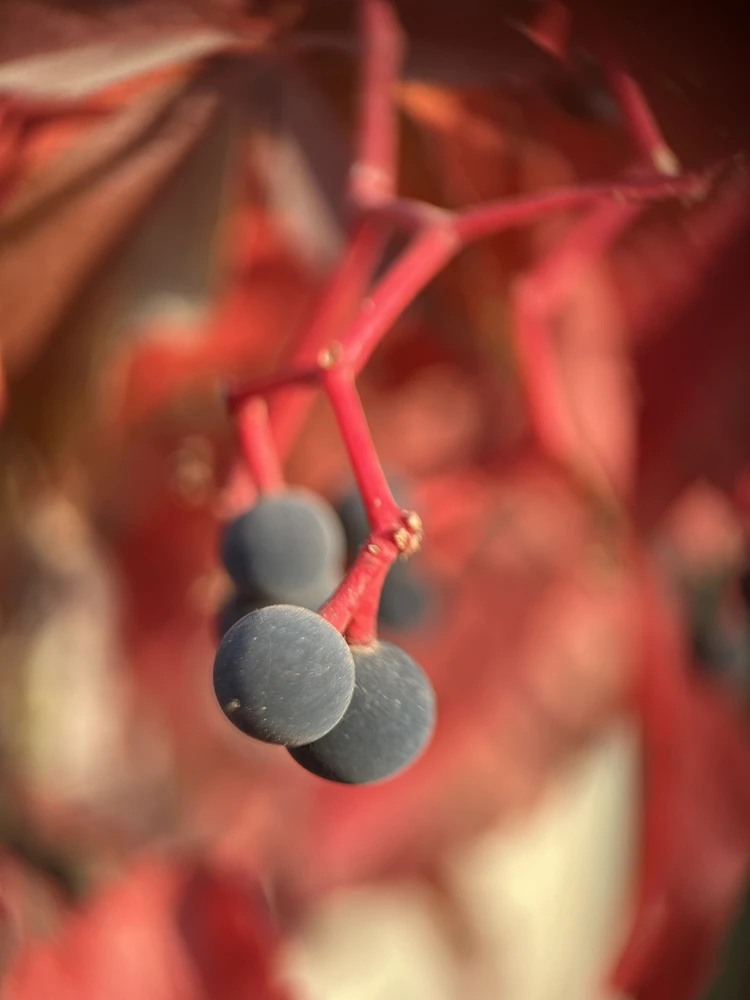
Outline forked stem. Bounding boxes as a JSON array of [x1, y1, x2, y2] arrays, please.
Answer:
[[320, 361, 401, 533], [268, 217, 388, 456], [225, 0, 728, 682], [235, 397, 285, 495], [268, 0, 405, 457], [318, 542, 396, 641]]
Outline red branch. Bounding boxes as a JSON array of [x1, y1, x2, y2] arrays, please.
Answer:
[[343, 225, 459, 373], [218, 6, 737, 987], [265, 0, 404, 458], [452, 167, 716, 242], [608, 555, 689, 995], [224, 0, 727, 670], [227, 364, 320, 413], [318, 541, 396, 643], [321, 363, 401, 533], [511, 199, 644, 489], [583, 15, 679, 175], [268, 217, 386, 455], [235, 398, 285, 495], [231, 164, 719, 412], [350, 0, 403, 202]]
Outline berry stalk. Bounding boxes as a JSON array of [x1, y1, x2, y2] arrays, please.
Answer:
[[234, 398, 285, 495], [267, 0, 405, 457], [320, 361, 401, 533]]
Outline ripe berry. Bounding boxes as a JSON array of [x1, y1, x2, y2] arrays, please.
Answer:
[[377, 560, 431, 631], [215, 593, 263, 640], [336, 479, 405, 562], [336, 483, 429, 630], [214, 605, 356, 746], [220, 488, 344, 609], [289, 640, 436, 784]]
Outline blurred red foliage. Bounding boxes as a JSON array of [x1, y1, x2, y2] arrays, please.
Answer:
[[0, 1, 749, 999], [3, 857, 289, 1000]]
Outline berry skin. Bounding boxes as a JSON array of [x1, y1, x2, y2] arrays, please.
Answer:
[[215, 593, 263, 640], [215, 588, 337, 640], [220, 488, 344, 609], [377, 561, 431, 631], [336, 483, 429, 631], [289, 640, 436, 784], [214, 605, 356, 746], [336, 479, 405, 563]]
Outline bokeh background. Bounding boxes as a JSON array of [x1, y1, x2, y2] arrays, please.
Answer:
[[0, 1, 749, 998]]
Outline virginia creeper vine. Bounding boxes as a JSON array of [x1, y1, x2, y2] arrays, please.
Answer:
[[223, 0, 734, 989]]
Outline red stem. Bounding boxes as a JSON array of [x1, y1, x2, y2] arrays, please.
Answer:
[[511, 199, 644, 476], [609, 556, 688, 993], [345, 557, 390, 646], [321, 363, 401, 532], [524, 198, 643, 299], [589, 29, 678, 174], [338, 165, 718, 379], [350, 0, 403, 202], [318, 538, 397, 637], [230, 163, 718, 418], [361, 163, 717, 239], [215, 10, 728, 994], [268, 0, 404, 455], [522, 0, 572, 62], [512, 291, 574, 463], [269, 217, 387, 455], [360, 195, 451, 231], [454, 166, 717, 243], [344, 225, 460, 374], [231, 157, 720, 421], [235, 398, 285, 495], [227, 363, 320, 413]]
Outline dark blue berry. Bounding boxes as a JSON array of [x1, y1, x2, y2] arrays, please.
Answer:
[[220, 489, 344, 610], [336, 482, 429, 630], [377, 560, 431, 631], [289, 640, 435, 784], [215, 593, 263, 640], [213, 605, 355, 746]]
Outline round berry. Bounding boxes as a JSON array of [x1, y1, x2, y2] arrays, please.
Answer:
[[289, 640, 435, 784], [378, 560, 430, 631], [213, 605, 356, 746], [215, 593, 264, 640], [220, 489, 344, 609]]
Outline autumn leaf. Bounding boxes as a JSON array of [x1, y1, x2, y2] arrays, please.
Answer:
[[3, 857, 290, 1000]]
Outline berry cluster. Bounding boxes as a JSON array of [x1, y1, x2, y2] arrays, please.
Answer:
[[217, 487, 344, 634], [216, 482, 430, 640], [214, 488, 435, 784], [208, 0, 722, 802]]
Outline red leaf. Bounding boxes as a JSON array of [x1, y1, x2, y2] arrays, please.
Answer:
[[611, 564, 750, 1000], [3, 858, 290, 1000], [616, 172, 750, 527], [630, 682, 750, 1000]]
